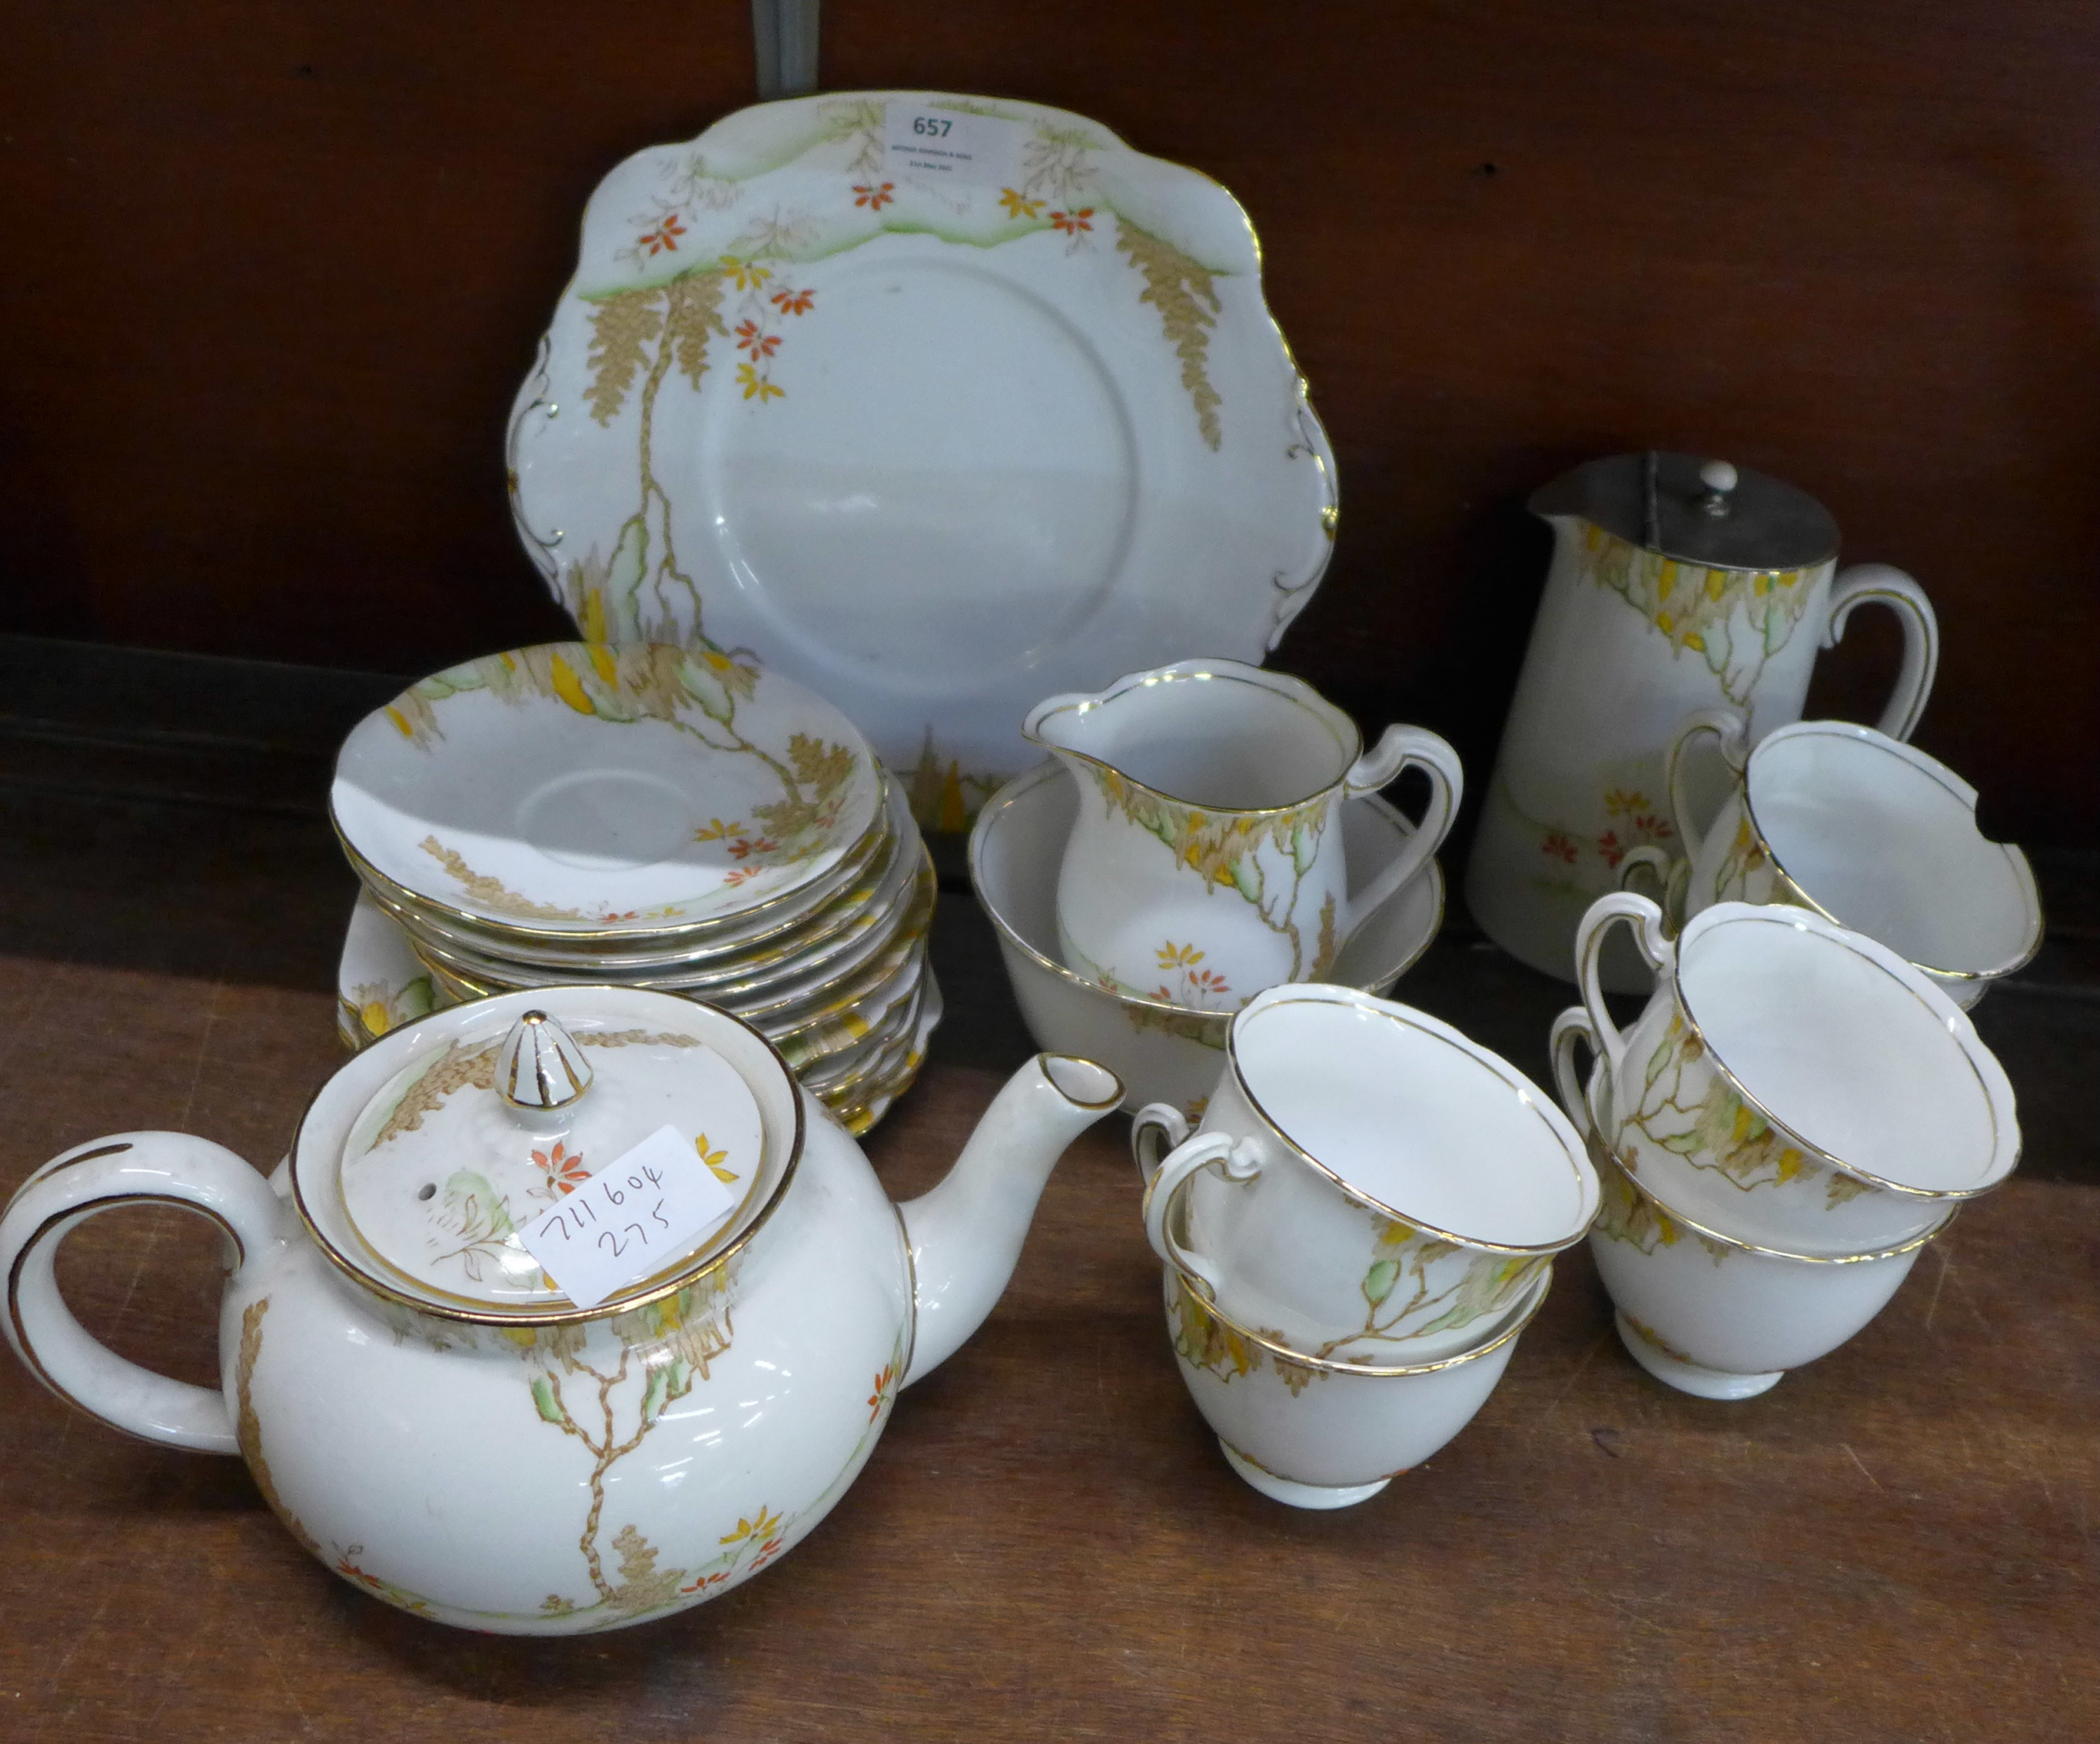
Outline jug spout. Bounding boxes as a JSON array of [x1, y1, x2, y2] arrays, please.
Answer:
[[897, 1054, 1121, 1386]]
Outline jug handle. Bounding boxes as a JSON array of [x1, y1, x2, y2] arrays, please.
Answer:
[[1824, 563, 1938, 742], [0, 1133, 284, 1453], [1340, 725, 1465, 936], [1664, 706, 1749, 865], [1572, 893, 1673, 1091], [1141, 1131, 1261, 1297]]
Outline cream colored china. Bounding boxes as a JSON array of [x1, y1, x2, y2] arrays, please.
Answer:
[[361, 793, 902, 975], [1626, 709, 2040, 1009], [1136, 984, 1596, 1364], [406, 848, 929, 1005], [334, 644, 882, 938], [1467, 451, 1939, 990], [1161, 1257, 1550, 1509], [828, 983, 944, 1137], [1550, 1007, 1950, 1400], [1573, 892, 2019, 1255], [0, 988, 1118, 1632], [1024, 660, 1460, 1005], [509, 91, 1337, 828], [970, 759, 1444, 1114], [337, 890, 443, 1049]]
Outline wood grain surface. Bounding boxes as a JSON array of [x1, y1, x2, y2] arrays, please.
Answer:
[[1, 2, 2095, 845], [0, 766, 2095, 1742]]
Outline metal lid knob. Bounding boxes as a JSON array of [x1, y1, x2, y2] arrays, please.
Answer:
[[494, 1009, 593, 1112], [1697, 459, 1739, 516]]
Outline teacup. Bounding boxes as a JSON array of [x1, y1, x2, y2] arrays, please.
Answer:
[[1164, 1255, 1552, 1508], [1133, 983, 1597, 1364], [1623, 709, 2039, 1008], [1573, 892, 2019, 1255], [1023, 659, 1461, 1006], [1551, 1006, 1952, 1400]]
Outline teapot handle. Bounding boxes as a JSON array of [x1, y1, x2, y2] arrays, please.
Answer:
[[1141, 1131, 1261, 1297], [1340, 725, 1465, 938], [0, 1133, 284, 1453], [1823, 563, 1938, 742]]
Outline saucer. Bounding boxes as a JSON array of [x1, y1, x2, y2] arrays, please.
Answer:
[[333, 643, 882, 937]]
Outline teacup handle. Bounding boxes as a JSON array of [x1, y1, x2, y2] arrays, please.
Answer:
[[1573, 892, 1673, 1091], [1664, 706, 1749, 865], [1340, 725, 1465, 935], [1141, 1131, 1262, 1297], [1824, 563, 1938, 743], [1615, 846, 1687, 934], [0, 1132, 284, 1454], [1548, 1006, 1603, 1143], [1129, 1102, 1191, 1184]]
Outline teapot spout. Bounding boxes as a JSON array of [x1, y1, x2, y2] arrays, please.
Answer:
[[897, 1054, 1121, 1386]]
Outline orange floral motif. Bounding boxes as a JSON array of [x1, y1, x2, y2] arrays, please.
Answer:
[[852, 181, 895, 211], [531, 1141, 591, 1198], [1542, 830, 1579, 865], [1593, 790, 1674, 869], [769, 287, 816, 316], [736, 362, 784, 403], [866, 1362, 896, 1423], [1152, 941, 1232, 1008], [998, 187, 1044, 220], [637, 212, 686, 256], [693, 1134, 739, 1184], [1050, 207, 1095, 235], [721, 1506, 784, 1547], [734, 319, 779, 359]]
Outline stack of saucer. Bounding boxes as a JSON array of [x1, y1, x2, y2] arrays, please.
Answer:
[[329, 643, 939, 1134]]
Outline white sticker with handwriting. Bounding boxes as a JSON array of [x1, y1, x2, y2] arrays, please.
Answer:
[[520, 1124, 740, 1310], [883, 103, 1023, 189]]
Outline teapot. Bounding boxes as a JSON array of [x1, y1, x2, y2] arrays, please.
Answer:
[[0, 985, 1119, 1633]]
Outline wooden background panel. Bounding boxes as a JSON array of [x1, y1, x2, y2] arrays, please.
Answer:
[[1, 2, 2095, 844]]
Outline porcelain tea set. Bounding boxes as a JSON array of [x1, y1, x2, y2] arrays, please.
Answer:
[[0, 89, 2047, 1632]]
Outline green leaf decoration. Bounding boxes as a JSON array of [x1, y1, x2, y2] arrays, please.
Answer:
[[639, 1364, 670, 1427], [530, 1374, 567, 1427], [1363, 1259, 1401, 1306]]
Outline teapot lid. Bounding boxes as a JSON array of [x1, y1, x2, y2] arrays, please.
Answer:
[[293, 988, 802, 1323], [1529, 451, 1839, 571]]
